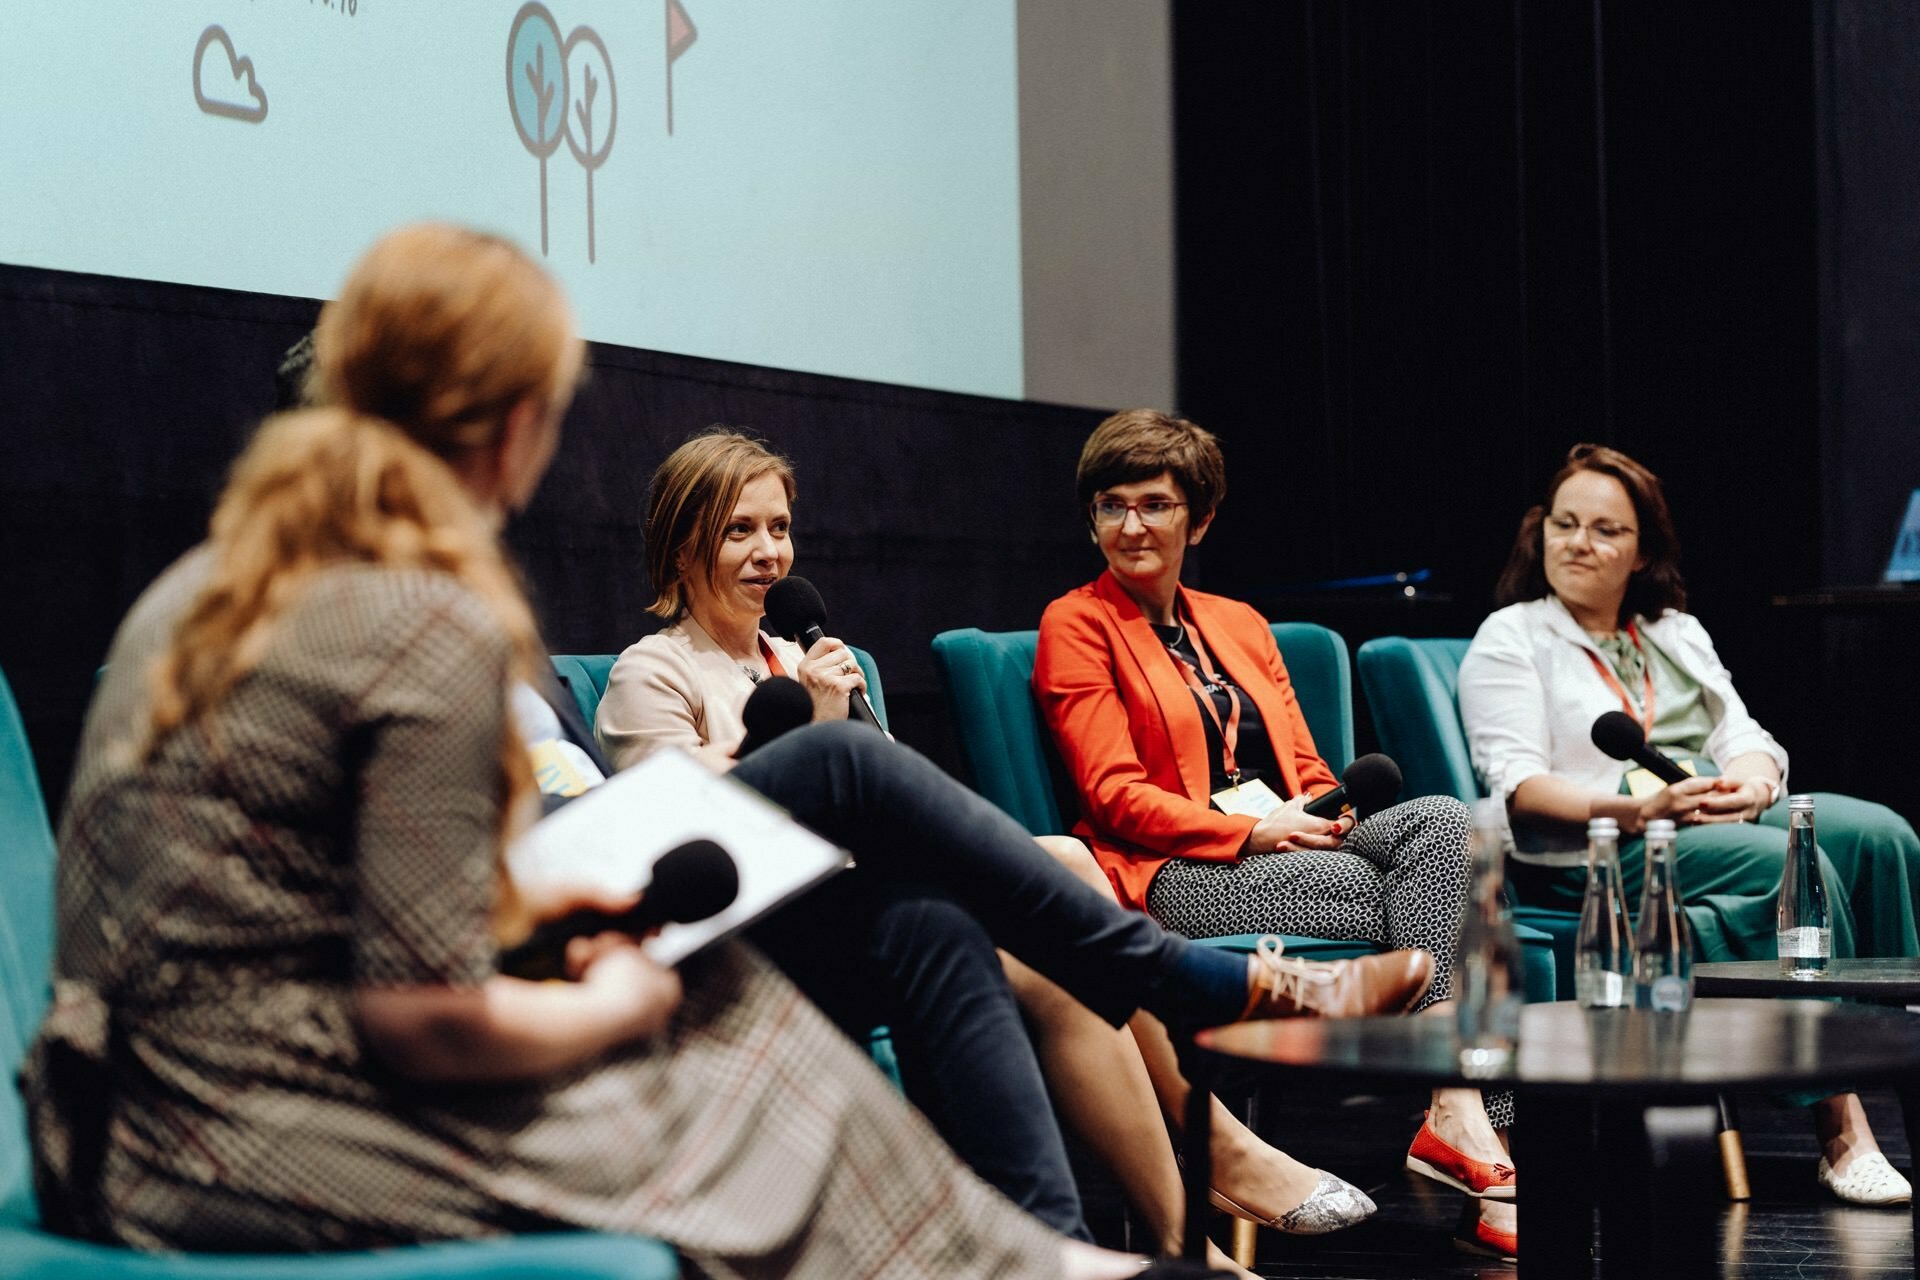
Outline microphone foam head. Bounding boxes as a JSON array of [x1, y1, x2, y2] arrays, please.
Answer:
[[763, 575, 829, 642], [648, 838, 740, 924], [1590, 710, 1647, 762], [737, 675, 814, 757], [1341, 753, 1403, 817]]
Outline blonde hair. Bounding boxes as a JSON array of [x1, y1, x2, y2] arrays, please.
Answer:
[[145, 224, 581, 932], [644, 427, 795, 617]]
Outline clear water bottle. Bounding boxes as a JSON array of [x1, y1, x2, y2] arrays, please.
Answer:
[[1574, 816, 1634, 1008], [1456, 799, 1525, 1076], [1633, 818, 1693, 1011], [1777, 794, 1832, 978]]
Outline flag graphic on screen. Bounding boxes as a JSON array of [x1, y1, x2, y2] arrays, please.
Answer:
[[667, 0, 697, 135]]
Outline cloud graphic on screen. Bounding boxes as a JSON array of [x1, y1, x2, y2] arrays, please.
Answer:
[[194, 26, 269, 123]]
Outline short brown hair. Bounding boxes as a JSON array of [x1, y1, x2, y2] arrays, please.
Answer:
[[1494, 443, 1687, 624], [1075, 409, 1227, 523], [644, 427, 796, 617]]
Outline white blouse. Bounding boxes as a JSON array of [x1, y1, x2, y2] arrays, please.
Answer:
[[1458, 595, 1789, 858]]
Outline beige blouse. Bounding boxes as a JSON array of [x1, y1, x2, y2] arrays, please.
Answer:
[[596, 615, 807, 770]]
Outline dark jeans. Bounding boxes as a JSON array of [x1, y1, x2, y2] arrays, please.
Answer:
[[752, 881, 1086, 1239], [732, 723, 1245, 1235], [732, 722, 1224, 1029]]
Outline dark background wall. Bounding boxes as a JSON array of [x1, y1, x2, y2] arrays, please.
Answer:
[[3, 0, 1916, 827], [1175, 0, 1913, 825]]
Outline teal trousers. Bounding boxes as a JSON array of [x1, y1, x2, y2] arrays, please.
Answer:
[[1509, 799, 1865, 962], [1755, 792, 1920, 959]]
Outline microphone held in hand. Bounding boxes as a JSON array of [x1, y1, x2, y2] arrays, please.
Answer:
[[762, 575, 882, 729], [736, 676, 814, 758], [1589, 711, 1690, 785], [1302, 753, 1403, 821], [499, 839, 740, 980]]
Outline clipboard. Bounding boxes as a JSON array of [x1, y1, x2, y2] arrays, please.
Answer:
[[506, 749, 852, 967]]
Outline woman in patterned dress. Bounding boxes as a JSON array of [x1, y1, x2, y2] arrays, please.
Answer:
[[1034, 409, 1519, 1260], [22, 226, 1420, 1278]]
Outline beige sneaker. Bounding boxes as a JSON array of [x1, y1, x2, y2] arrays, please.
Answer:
[[1240, 936, 1434, 1020]]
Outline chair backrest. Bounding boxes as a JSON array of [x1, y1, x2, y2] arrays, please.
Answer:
[[1354, 636, 1483, 803], [552, 648, 889, 735], [0, 668, 58, 1222], [932, 623, 1355, 837]]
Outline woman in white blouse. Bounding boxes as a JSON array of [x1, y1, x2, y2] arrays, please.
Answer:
[[1460, 442, 1920, 1206]]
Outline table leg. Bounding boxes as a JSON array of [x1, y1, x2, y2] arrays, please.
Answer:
[[1597, 1102, 1717, 1277], [1898, 1079, 1920, 1255], [1183, 1044, 1215, 1264], [1514, 1089, 1595, 1279]]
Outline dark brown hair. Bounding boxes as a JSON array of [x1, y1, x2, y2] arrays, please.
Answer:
[[644, 427, 796, 617], [1494, 442, 1687, 623], [1075, 408, 1227, 523]]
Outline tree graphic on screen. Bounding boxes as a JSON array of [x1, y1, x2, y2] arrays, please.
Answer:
[[507, 4, 568, 256], [564, 29, 616, 265]]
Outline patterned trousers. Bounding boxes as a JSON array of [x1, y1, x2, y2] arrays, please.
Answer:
[[1146, 794, 1514, 1129]]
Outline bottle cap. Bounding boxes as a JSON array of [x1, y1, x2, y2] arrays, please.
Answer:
[[1788, 794, 1815, 811], [1645, 818, 1678, 839], [1587, 817, 1620, 839]]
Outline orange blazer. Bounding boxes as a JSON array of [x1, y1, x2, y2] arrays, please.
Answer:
[[1033, 571, 1341, 910]]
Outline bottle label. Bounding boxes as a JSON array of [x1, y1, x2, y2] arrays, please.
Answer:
[[1650, 975, 1690, 1012], [1777, 927, 1832, 959], [1575, 969, 1626, 1008]]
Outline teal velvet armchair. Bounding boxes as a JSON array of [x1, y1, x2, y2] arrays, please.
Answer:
[[931, 625, 1558, 999], [1356, 636, 1586, 999]]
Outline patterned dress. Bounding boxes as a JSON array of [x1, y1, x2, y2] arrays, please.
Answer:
[[23, 553, 1059, 1279]]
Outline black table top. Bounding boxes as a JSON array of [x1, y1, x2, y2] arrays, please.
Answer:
[[1694, 957, 1920, 999], [1196, 998, 1920, 1095]]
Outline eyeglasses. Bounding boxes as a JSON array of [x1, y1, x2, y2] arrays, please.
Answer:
[[1545, 513, 1636, 546], [1090, 498, 1187, 528]]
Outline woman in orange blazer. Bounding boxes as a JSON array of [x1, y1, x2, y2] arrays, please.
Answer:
[[1035, 409, 1518, 1261]]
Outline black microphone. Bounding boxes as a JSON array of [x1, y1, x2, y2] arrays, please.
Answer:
[[499, 839, 740, 980], [735, 675, 814, 758], [1590, 710, 1690, 785], [1303, 753, 1403, 820], [762, 575, 882, 729]]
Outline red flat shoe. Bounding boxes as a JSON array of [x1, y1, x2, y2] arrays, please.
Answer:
[[1453, 1215, 1517, 1263], [1406, 1112, 1516, 1199]]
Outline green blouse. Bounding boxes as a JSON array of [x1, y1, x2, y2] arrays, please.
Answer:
[[1589, 628, 1717, 759]]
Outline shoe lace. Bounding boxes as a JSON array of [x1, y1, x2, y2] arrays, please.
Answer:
[[1246, 934, 1343, 1013]]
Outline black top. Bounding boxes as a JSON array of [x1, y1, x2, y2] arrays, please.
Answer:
[[1196, 999, 1920, 1096], [1151, 622, 1284, 798]]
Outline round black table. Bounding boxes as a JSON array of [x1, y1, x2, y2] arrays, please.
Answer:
[[1695, 957, 1920, 1002], [1184, 999, 1920, 1277]]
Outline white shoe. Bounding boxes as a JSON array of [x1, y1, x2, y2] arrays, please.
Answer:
[[1818, 1152, 1913, 1206]]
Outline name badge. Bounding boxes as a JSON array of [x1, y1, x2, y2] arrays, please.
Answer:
[[1211, 777, 1285, 819]]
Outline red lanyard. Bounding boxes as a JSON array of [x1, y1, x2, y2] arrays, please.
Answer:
[[759, 634, 789, 679], [1167, 618, 1243, 782], [1581, 620, 1655, 733]]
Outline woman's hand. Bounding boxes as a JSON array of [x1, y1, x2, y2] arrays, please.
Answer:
[[795, 635, 868, 722], [1637, 774, 1748, 829], [1244, 795, 1354, 854], [1693, 776, 1773, 824], [567, 934, 685, 1040]]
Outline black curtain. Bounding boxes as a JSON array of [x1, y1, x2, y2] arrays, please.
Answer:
[[0, 265, 1114, 812], [1168, 2, 1919, 818]]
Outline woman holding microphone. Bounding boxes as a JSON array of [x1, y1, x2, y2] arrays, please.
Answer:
[[1460, 441, 1919, 1205]]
